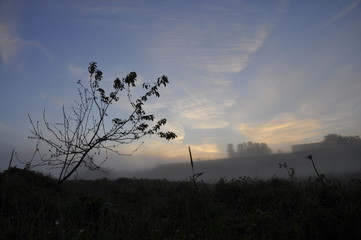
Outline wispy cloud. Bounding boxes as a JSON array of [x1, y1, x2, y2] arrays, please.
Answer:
[[298, 64, 361, 133], [323, 0, 360, 27], [0, 122, 13, 133], [68, 64, 86, 77], [152, 19, 269, 74], [0, 23, 50, 66], [85, 5, 132, 15], [145, 0, 283, 78], [145, 2, 276, 139], [0, 23, 25, 65], [331, 0, 360, 21], [169, 94, 233, 129], [143, 74, 237, 131], [191, 25, 269, 74], [237, 113, 323, 149]]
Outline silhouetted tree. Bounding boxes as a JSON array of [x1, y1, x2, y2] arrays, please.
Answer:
[[323, 134, 361, 145], [236, 143, 245, 155], [227, 144, 235, 158], [228, 141, 271, 158], [29, 62, 177, 184]]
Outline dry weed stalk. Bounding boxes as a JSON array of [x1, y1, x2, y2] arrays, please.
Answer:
[[188, 146, 203, 189]]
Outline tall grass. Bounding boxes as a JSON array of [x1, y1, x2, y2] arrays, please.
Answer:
[[1, 166, 361, 239]]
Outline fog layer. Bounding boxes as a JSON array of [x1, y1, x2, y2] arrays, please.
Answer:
[[80, 145, 361, 182]]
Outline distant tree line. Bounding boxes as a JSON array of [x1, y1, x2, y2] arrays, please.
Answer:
[[322, 134, 361, 145], [227, 141, 272, 158], [293, 134, 361, 153]]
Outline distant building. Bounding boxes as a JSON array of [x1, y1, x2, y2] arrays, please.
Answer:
[[292, 141, 361, 152], [291, 142, 329, 152]]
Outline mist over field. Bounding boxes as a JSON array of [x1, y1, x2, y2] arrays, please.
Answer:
[[76, 144, 361, 182], [1, 133, 360, 183]]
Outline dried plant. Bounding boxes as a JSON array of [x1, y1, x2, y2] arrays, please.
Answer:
[[188, 146, 203, 189], [306, 154, 325, 185], [278, 162, 296, 182]]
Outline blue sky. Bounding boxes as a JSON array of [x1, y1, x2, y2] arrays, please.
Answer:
[[1, 0, 360, 171]]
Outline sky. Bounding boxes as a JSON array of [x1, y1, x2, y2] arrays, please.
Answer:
[[1, 0, 361, 172]]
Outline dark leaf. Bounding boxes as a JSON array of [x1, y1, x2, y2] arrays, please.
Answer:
[[125, 72, 137, 85], [113, 78, 123, 90], [88, 62, 97, 75], [95, 70, 103, 81], [158, 131, 177, 140]]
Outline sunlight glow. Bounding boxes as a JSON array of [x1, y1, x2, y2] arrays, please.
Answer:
[[237, 114, 323, 147]]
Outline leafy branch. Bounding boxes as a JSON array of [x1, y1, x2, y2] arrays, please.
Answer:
[[28, 62, 177, 184]]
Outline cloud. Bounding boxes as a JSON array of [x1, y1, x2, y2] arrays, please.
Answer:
[[237, 113, 323, 148], [85, 5, 132, 15], [0, 23, 25, 65], [0, 23, 50, 66], [323, 0, 361, 27], [153, 22, 269, 74], [192, 25, 269, 74], [68, 65, 86, 77], [297, 64, 361, 138], [170, 94, 233, 129], [332, 0, 360, 20], [149, 1, 273, 75], [142, 74, 237, 131], [0, 122, 13, 133]]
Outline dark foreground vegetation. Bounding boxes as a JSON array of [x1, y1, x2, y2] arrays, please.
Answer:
[[1, 168, 361, 240]]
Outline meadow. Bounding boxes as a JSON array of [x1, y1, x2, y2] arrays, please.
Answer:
[[1, 167, 361, 240]]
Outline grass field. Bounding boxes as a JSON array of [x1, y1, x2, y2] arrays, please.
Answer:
[[1, 167, 361, 239]]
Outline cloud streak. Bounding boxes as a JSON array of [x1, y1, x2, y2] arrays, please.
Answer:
[[322, 0, 360, 27], [172, 95, 232, 129], [0, 24, 25, 65], [68, 64, 86, 77], [152, 17, 270, 74], [237, 113, 323, 149], [0, 23, 51, 67]]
